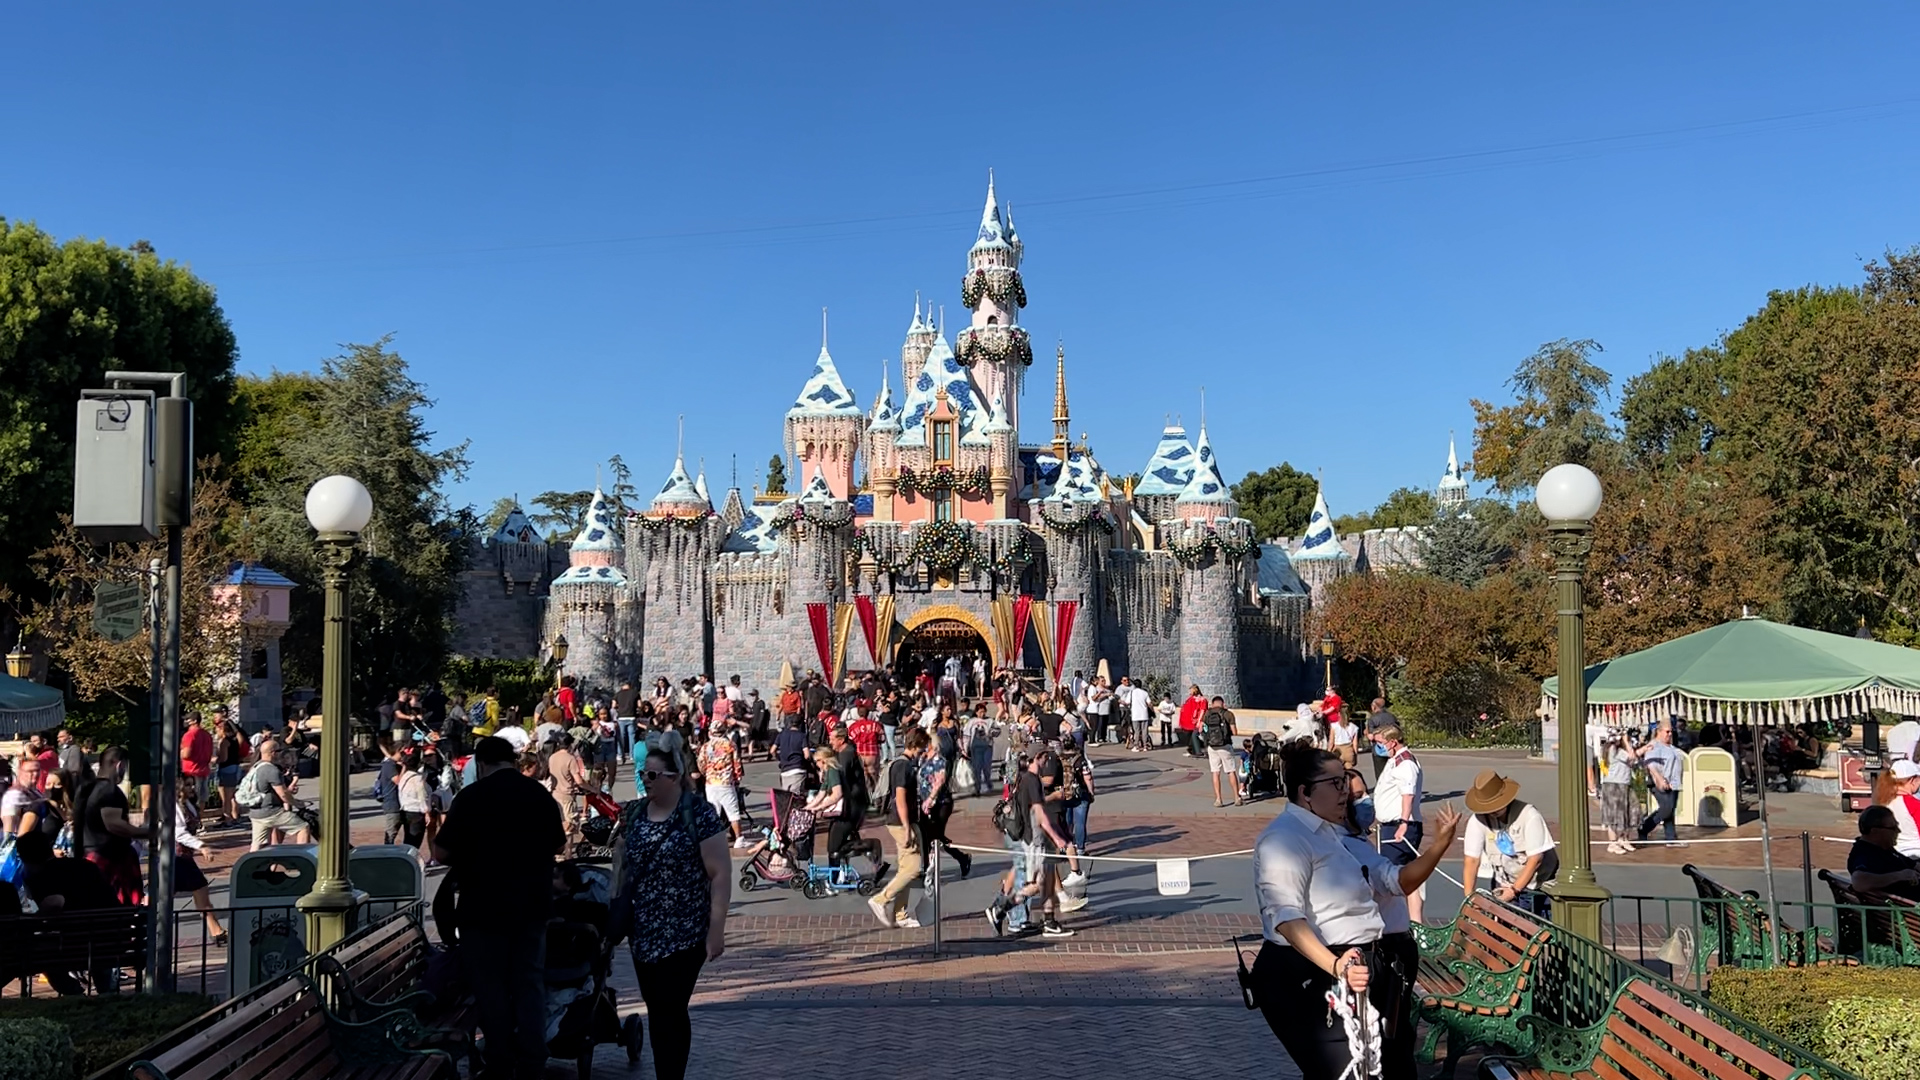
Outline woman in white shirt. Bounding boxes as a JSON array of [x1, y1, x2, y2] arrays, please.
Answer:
[[1251, 745, 1404, 1080], [1879, 759, 1920, 859], [1328, 714, 1359, 769]]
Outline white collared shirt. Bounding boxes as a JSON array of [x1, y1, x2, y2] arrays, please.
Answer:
[[1339, 832, 1409, 933], [1374, 748, 1423, 823], [1255, 803, 1388, 947]]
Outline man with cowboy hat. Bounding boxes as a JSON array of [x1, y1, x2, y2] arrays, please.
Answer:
[[1460, 769, 1559, 915]]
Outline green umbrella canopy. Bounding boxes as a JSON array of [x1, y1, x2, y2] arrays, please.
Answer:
[[0, 672, 66, 737], [1541, 617, 1920, 726]]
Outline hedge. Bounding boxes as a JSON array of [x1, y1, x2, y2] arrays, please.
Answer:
[[1709, 966, 1920, 1071], [0, 1018, 75, 1080], [0, 995, 211, 1079]]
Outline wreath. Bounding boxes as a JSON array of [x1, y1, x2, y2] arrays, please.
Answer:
[[766, 500, 855, 536], [960, 268, 1027, 310], [954, 325, 1034, 367], [896, 465, 991, 499], [854, 520, 1010, 575], [982, 530, 1032, 575], [629, 511, 714, 533]]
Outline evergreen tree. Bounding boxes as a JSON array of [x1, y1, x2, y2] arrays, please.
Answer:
[[1231, 463, 1317, 539], [1416, 501, 1508, 586], [765, 454, 788, 495]]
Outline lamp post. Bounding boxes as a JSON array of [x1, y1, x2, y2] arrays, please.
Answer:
[[1536, 463, 1609, 941], [551, 633, 569, 687], [1320, 633, 1336, 694], [295, 475, 372, 952], [6, 634, 29, 679]]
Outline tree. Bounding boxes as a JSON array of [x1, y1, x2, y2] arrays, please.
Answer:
[[0, 220, 239, 625], [1471, 338, 1618, 494], [481, 497, 519, 536], [1617, 348, 1730, 468], [236, 338, 471, 709], [765, 454, 788, 496], [1417, 501, 1509, 586], [605, 454, 639, 510], [530, 490, 593, 537], [1339, 486, 1437, 533], [1231, 463, 1318, 540]]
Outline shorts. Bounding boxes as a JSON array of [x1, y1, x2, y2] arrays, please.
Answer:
[[217, 764, 243, 788], [1333, 744, 1356, 769], [1207, 747, 1238, 773], [251, 808, 308, 848], [1021, 838, 1047, 882], [706, 782, 743, 823], [175, 850, 210, 893]]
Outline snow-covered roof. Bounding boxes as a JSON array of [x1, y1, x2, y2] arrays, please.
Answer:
[[491, 505, 542, 545], [982, 394, 1013, 436], [800, 468, 837, 504], [1134, 425, 1195, 497], [896, 332, 988, 447], [973, 172, 1009, 251], [869, 367, 899, 433], [570, 487, 623, 552], [652, 456, 706, 509], [1293, 488, 1347, 560], [1021, 447, 1107, 504], [553, 563, 628, 586], [1174, 426, 1230, 505], [787, 345, 862, 418], [1256, 544, 1310, 597], [225, 563, 298, 588], [1439, 434, 1469, 495], [721, 502, 782, 553]]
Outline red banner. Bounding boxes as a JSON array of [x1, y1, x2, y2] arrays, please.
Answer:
[[1052, 599, 1078, 684], [854, 595, 878, 668], [805, 602, 833, 677], [1012, 595, 1032, 670]]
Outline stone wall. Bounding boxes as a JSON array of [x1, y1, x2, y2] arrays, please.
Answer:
[[447, 540, 565, 660], [1101, 549, 1182, 686], [1170, 518, 1252, 706], [632, 518, 721, 685], [711, 551, 793, 693], [1238, 595, 1315, 708]]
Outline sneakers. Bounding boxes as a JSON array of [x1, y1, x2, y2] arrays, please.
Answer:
[[868, 898, 895, 928], [1056, 892, 1090, 913], [1012, 923, 1043, 938], [732, 836, 755, 849], [1062, 870, 1087, 888], [984, 899, 1008, 936], [957, 852, 973, 879], [1041, 920, 1075, 938], [895, 916, 923, 929]]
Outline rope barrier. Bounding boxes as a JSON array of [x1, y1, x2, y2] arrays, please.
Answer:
[[943, 841, 1255, 865]]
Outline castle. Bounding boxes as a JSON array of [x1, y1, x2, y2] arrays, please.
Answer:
[[449, 178, 1461, 706]]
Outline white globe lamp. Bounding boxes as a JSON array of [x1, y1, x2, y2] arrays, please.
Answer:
[[1535, 463, 1602, 523], [305, 475, 374, 534]]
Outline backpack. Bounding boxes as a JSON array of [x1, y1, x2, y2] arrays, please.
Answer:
[[234, 762, 273, 809], [1204, 709, 1232, 749], [1059, 750, 1086, 801], [991, 794, 1026, 841]]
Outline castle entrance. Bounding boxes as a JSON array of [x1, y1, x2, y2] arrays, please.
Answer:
[[896, 618, 990, 691]]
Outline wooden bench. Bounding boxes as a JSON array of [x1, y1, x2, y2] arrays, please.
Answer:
[[1480, 978, 1845, 1080], [127, 974, 454, 1080], [0, 906, 148, 994], [1413, 893, 1551, 1070], [1820, 867, 1920, 965]]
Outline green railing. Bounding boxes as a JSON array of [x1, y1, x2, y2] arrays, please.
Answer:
[[1599, 893, 1920, 980]]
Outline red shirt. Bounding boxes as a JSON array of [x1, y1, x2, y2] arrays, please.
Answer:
[[556, 686, 577, 721], [181, 726, 214, 778], [35, 749, 57, 789], [1178, 695, 1207, 731], [847, 717, 883, 757]]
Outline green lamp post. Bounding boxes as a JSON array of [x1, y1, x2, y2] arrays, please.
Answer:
[[296, 474, 372, 951], [1535, 463, 1610, 940]]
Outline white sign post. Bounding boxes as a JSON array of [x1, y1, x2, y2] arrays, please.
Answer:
[[92, 580, 145, 643]]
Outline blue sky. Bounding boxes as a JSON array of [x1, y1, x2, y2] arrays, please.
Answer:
[[8, 4, 1920, 523]]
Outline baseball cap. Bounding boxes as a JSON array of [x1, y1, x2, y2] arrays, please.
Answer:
[[1893, 759, 1920, 780]]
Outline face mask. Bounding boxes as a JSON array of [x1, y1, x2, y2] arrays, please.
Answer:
[[1351, 796, 1375, 832]]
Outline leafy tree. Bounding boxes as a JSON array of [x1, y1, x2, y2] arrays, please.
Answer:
[[236, 338, 471, 709], [1617, 348, 1730, 468], [1471, 338, 1618, 494], [1340, 486, 1438, 533], [1232, 462, 1317, 539], [765, 454, 788, 496], [0, 220, 239, 624], [530, 490, 593, 537], [605, 454, 639, 510], [1417, 500, 1509, 586], [481, 497, 519, 536]]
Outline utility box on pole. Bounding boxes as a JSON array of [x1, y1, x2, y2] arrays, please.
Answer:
[[74, 389, 158, 542]]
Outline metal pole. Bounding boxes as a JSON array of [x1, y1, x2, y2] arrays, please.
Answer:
[[297, 533, 359, 950], [148, 528, 183, 993], [1753, 723, 1780, 966], [930, 839, 943, 955], [141, 557, 163, 991], [1545, 521, 1609, 940], [1801, 831, 1813, 925]]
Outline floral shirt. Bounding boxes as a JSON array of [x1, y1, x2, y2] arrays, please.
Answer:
[[917, 750, 950, 810], [697, 738, 740, 787], [621, 795, 726, 963]]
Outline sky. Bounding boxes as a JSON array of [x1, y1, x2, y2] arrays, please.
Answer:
[[8, 4, 1920, 524]]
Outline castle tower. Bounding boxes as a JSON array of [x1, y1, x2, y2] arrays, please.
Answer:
[[901, 296, 937, 386], [549, 486, 630, 689], [1168, 426, 1250, 706], [1437, 433, 1469, 512], [1290, 485, 1352, 605], [784, 327, 865, 499], [867, 364, 900, 522], [954, 173, 1033, 436], [983, 393, 1015, 518], [634, 456, 721, 681], [784, 468, 856, 681], [491, 503, 549, 595], [1133, 424, 1196, 533]]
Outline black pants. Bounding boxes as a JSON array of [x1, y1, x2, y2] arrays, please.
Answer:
[[1251, 939, 1411, 1080], [461, 924, 548, 1079], [633, 945, 707, 1080], [1379, 931, 1420, 1080], [827, 815, 880, 867], [1379, 820, 1424, 865], [921, 799, 968, 871], [400, 811, 427, 849]]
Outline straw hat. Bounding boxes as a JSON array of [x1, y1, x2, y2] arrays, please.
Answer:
[[1464, 769, 1522, 814]]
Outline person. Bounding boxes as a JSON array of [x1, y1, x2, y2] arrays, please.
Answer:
[[432, 736, 565, 1078], [76, 747, 147, 903], [870, 728, 925, 928], [38, 769, 76, 851], [1365, 698, 1399, 782], [174, 778, 227, 946], [1883, 759, 1920, 858], [1124, 676, 1153, 751], [604, 746, 730, 1080], [613, 679, 642, 764], [1086, 676, 1112, 745], [1203, 696, 1240, 807], [1598, 730, 1639, 854], [27, 733, 57, 787], [984, 751, 1075, 938], [775, 713, 811, 794], [1370, 724, 1425, 922], [1177, 685, 1207, 757], [395, 751, 431, 849], [1461, 770, 1559, 915], [373, 739, 407, 844], [695, 724, 749, 848], [741, 689, 771, 761], [847, 708, 883, 786], [241, 737, 312, 851], [495, 713, 532, 753], [55, 728, 85, 776], [214, 715, 246, 826], [1846, 804, 1920, 902], [181, 714, 214, 811], [2, 757, 43, 836], [15, 829, 124, 994], [917, 723, 970, 880], [549, 732, 590, 846], [1635, 721, 1687, 847], [1328, 709, 1359, 769], [1057, 733, 1094, 871], [824, 728, 886, 874], [965, 707, 996, 796], [1250, 744, 1398, 1080]]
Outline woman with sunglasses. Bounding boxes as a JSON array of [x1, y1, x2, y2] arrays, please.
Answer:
[[613, 747, 731, 1080], [1252, 745, 1423, 1080]]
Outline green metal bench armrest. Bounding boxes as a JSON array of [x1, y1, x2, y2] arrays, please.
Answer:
[[1510, 1011, 1611, 1074], [316, 1005, 458, 1070]]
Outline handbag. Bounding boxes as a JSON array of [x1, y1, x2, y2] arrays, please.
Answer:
[[953, 755, 975, 792], [0, 836, 22, 886]]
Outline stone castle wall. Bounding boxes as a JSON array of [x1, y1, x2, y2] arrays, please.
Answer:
[[1238, 594, 1316, 708], [448, 539, 567, 660]]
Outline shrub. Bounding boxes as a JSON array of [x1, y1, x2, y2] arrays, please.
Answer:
[[1821, 996, 1920, 1080], [0, 1019, 74, 1080], [442, 656, 547, 715], [0, 994, 212, 1078], [1708, 966, 1920, 1060]]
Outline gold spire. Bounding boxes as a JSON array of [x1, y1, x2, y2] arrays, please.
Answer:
[[1052, 342, 1070, 463]]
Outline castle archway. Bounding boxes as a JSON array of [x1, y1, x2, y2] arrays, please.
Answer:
[[896, 604, 996, 683]]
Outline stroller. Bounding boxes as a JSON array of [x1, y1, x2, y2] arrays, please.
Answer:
[[739, 787, 813, 892], [1240, 733, 1283, 801], [576, 789, 623, 858], [544, 858, 643, 1078]]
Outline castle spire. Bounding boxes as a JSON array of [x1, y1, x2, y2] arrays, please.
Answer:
[[1052, 342, 1071, 464], [977, 169, 1004, 243], [1438, 430, 1470, 511]]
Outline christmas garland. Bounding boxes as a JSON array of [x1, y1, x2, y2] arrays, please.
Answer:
[[1166, 526, 1261, 567], [1037, 503, 1116, 535], [895, 465, 991, 499], [629, 511, 714, 533], [854, 520, 990, 575], [982, 530, 1032, 575], [960, 268, 1027, 310], [766, 500, 856, 536], [954, 325, 1034, 367]]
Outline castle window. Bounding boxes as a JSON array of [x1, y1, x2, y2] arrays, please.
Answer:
[[936, 495, 954, 522], [986, 315, 999, 325], [933, 420, 953, 464]]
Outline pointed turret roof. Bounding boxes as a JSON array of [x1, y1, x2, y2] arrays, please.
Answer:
[[1135, 425, 1196, 496], [719, 486, 746, 532], [652, 456, 706, 510], [1175, 426, 1230, 505], [720, 501, 782, 553], [787, 344, 862, 417], [973, 171, 1009, 249], [1293, 487, 1347, 560], [1439, 434, 1469, 495], [982, 393, 1013, 435], [694, 461, 711, 506], [869, 365, 899, 432], [569, 486, 624, 552], [799, 467, 837, 504], [491, 503, 542, 545], [907, 296, 926, 336], [896, 331, 987, 447]]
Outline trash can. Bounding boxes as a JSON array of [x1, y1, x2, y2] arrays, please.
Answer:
[[350, 844, 425, 923], [1683, 747, 1737, 829], [227, 847, 366, 996]]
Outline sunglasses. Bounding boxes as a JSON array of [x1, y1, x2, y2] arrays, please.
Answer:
[[642, 770, 678, 781]]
